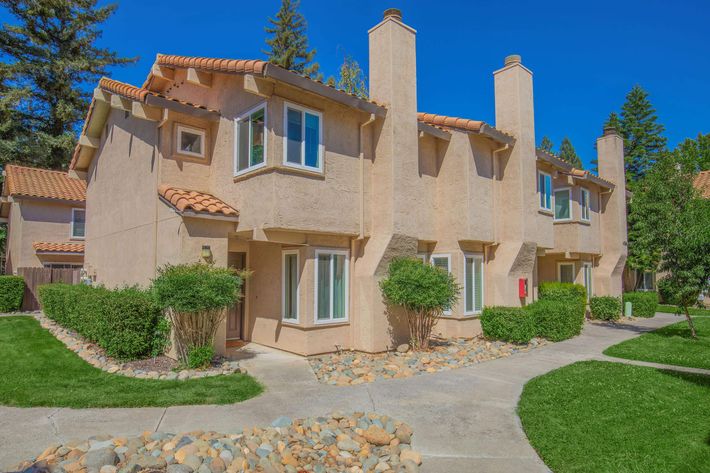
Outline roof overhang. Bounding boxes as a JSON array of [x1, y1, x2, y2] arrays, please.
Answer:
[[536, 149, 615, 191], [159, 196, 240, 223], [418, 122, 451, 141]]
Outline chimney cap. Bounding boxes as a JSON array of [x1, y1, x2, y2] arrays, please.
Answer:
[[383, 8, 402, 21], [603, 126, 619, 137], [504, 54, 522, 66]]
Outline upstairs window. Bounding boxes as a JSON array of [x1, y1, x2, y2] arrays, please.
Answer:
[[284, 103, 323, 172], [235, 105, 266, 175], [71, 208, 85, 239], [538, 171, 552, 211], [176, 124, 205, 158], [581, 188, 591, 221], [554, 188, 572, 221]]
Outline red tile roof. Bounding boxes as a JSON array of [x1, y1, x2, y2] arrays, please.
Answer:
[[417, 112, 514, 142], [694, 170, 710, 198], [155, 54, 267, 75], [159, 184, 239, 219], [98, 77, 217, 113], [3, 165, 86, 202], [33, 242, 85, 254]]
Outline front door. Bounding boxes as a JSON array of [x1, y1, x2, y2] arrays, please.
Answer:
[[227, 252, 246, 340]]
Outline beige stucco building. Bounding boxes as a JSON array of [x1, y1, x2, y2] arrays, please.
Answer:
[[1, 165, 86, 274], [71, 9, 627, 356]]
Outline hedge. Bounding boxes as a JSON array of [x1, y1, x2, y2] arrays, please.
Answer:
[[590, 296, 622, 320], [527, 299, 585, 342], [0, 276, 24, 312], [539, 282, 587, 305], [38, 284, 167, 360], [623, 291, 659, 318], [481, 306, 536, 343]]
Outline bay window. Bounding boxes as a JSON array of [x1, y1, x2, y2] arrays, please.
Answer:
[[284, 102, 323, 171], [581, 188, 591, 221], [538, 171, 552, 211], [315, 250, 348, 323], [235, 104, 266, 175], [554, 188, 572, 221]]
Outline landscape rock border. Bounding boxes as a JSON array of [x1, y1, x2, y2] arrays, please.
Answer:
[[32, 312, 242, 381], [13, 412, 421, 473]]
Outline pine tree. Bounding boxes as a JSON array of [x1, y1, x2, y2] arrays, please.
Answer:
[[264, 0, 321, 80], [539, 136, 554, 153], [604, 111, 622, 133], [559, 137, 582, 168], [675, 133, 710, 172], [336, 55, 367, 98], [0, 0, 136, 170]]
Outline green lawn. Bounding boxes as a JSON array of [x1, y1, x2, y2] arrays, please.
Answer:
[[604, 316, 710, 370], [0, 316, 263, 408], [657, 304, 710, 317], [518, 361, 710, 473]]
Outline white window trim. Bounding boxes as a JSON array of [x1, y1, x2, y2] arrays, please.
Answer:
[[234, 103, 268, 177], [538, 171, 552, 211], [314, 248, 349, 325], [282, 249, 300, 323], [582, 262, 593, 300], [580, 188, 591, 222], [430, 253, 452, 315], [554, 187, 573, 221], [176, 124, 206, 158], [283, 101, 324, 173], [71, 208, 85, 240], [416, 253, 428, 263], [557, 262, 576, 283], [463, 253, 484, 316]]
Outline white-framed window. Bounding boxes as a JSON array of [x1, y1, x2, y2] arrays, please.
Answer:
[[283, 102, 323, 172], [638, 270, 655, 291], [554, 188, 572, 221], [558, 262, 575, 284], [538, 171, 552, 211], [430, 254, 452, 315], [416, 253, 428, 263], [314, 249, 349, 323], [235, 104, 267, 176], [582, 262, 593, 300], [71, 208, 86, 239], [464, 254, 484, 315], [282, 250, 299, 322], [176, 124, 206, 158], [581, 188, 591, 222]]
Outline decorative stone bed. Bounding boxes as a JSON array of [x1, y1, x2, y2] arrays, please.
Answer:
[[33, 312, 242, 381], [309, 336, 546, 386], [13, 412, 421, 473]]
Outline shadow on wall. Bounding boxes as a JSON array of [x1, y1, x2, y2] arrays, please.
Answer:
[[385, 303, 413, 350]]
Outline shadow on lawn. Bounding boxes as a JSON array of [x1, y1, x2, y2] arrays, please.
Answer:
[[658, 367, 710, 390]]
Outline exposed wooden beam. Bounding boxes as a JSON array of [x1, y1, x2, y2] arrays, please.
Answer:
[[243, 74, 275, 98], [152, 64, 175, 81], [186, 67, 213, 88]]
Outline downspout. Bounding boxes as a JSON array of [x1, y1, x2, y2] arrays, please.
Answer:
[[153, 109, 169, 276], [491, 143, 509, 244], [358, 114, 376, 240]]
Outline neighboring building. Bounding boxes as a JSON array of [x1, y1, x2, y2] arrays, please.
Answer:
[[694, 170, 710, 198], [1, 165, 86, 273], [70, 9, 627, 355]]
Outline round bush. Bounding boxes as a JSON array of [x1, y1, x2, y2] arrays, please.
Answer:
[[152, 263, 242, 312], [527, 299, 585, 342], [590, 296, 622, 320], [187, 345, 215, 369], [481, 306, 536, 343], [622, 292, 659, 318]]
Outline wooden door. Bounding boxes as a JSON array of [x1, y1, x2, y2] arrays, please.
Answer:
[[227, 252, 246, 340]]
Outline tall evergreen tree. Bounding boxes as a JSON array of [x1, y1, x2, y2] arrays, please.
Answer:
[[336, 55, 367, 98], [540, 136, 554, 153], [559, 137, 582, 168], [675, 133, 710, 172], [604, 111, 622, 133], [0, 0, 136, 170], [264, 0, 321, 80]]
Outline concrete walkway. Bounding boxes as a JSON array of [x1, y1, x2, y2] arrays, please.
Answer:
[[0, 313, 682, 472]]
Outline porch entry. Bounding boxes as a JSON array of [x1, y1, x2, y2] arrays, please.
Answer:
[[227, 252, 246, 340]]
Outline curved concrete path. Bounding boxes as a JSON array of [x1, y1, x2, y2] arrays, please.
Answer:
[[0, 313, 681, 472]]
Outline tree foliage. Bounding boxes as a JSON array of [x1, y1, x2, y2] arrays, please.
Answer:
[[540, 136, 554, 153], [675, 133, 710, 172], [559, 137, 582, 168], [336, 55, 367, 98], [263, 0, 321, 80], [0, 0, 136, 170]]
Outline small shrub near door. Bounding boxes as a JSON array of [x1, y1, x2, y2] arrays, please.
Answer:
[[538, 282, 587, 306], [481, 306, 536, 343], [623, 292, 659, 318], [380, 257, 460, 350], [527, 299, 585, 342], [0, 276, 24, 312], [590, 296, 622, 320], [152, 263, 242, 364], [188, 345, 215, 369]]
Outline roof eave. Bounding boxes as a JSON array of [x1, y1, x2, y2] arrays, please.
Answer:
[[478, 124, 516, 145], [417, 122, 451, 141]]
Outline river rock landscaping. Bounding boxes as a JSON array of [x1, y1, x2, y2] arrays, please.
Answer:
[[309, 336, 546, 386], [33, 312, 241, 381], [13, 412, 421, 473]]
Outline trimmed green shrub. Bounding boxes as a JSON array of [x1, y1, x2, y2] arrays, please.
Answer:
[[623, 291, 659, 318], [187, 345, 214, 369], [38, 284, 164, 360], [590, 296, 622, 320], [527, 299, 585, 342], [380, 257, 460, 350], [152, 263, 242, 364], [481, 306, 536, 343], [539, 282, 587, 305], [0, 276, 24, 312]]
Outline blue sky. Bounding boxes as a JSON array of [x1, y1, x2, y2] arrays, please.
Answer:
[[3, 0, 709, 169]]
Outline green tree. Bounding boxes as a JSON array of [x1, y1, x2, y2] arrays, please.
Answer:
[[540, 136, 554, 153], [629, 151, 710, 337], [336, 55, 367, 98], [675, 133, 710, 172], [263, 0, 321, 80], [0, 0, 136, 170], [604, 111, 622, 133], [559, 137, 582, 168]]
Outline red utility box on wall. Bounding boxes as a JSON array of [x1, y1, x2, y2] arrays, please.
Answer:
[[518, 278, 528, 298]]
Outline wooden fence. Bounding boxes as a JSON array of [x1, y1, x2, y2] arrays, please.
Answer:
[[17, 267, 81, 311]]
